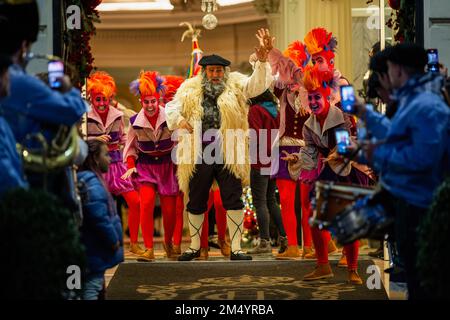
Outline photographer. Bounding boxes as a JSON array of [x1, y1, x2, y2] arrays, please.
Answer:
[[355, 43, 450, 299], [0, 53, 28, 196], [0, 1, 87, 183]]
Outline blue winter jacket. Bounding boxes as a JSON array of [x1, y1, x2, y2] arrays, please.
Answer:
[[365, 73, 449, 208], [77, 171, 124, 275], [0, 64, 87, 146], [0, 116, 28, 196]]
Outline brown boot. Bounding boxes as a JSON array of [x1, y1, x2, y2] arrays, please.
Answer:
[[338, 254, 348, 268], [129, 242, 145, 256], [137, 248, 155, 262], [348, 269, 363, 285], [276, 245, 301, 260], [163, 242, 174, 258], [303, 263, 334, 281], [218, 239, 231, 257], [172, 245, 181, 256], [302, 246, 315, 259], [328, 239, 338, 254], [195, 247, 209, 260]]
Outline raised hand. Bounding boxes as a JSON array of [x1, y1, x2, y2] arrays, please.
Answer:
[[256, 28, 275, 52], [254, 45, 268, 63]]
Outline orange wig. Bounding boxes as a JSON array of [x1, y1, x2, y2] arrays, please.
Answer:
[[304, 27, 337, 64], [162, 75, 185, 103], [129, 70, 165, 99], [86, 71, 117, 99], [283, 40, 310, 71], [303, 65, 331, 98]]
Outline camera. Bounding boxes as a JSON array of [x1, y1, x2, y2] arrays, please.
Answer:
[[340, 85, 356, 114], [48, 60, 64, 89], [427, 49, 439, 74]]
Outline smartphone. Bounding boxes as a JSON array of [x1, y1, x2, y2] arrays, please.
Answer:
[[427, 49, 439, 73], [48, 60, 64, 89], [335, 128, 351, 155], [340, 85, 356, 114]]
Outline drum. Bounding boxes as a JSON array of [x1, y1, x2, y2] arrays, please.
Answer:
[[310, 181, 375, 230]]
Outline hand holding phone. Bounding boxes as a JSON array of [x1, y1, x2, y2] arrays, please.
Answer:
[[427, 49, 439, 74], [340, 85, 356, 114], [335, 128, 351, 155], [48, 60, 64, 89]]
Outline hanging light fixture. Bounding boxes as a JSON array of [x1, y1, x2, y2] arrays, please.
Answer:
[[201, 0, 219, 30]]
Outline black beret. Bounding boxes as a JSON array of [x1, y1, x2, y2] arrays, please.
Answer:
[[198, 54, 231, 67]]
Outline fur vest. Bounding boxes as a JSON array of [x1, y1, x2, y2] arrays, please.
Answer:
[[174, 72, 251, 193]]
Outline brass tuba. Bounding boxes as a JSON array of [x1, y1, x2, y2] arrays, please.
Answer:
[[17, 125, 80, 173]]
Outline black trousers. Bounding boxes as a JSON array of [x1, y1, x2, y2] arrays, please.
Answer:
[[392, 196, 428, 300], [186, 162, 243, 215]]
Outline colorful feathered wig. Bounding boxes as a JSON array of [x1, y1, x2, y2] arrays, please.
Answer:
[[129, 70, 166, 99], [86, 71, 117, 99], [304, 27, 337, 65], [303, 65, 332, 99], [283, 40, 310, 71], [162, 75, 185, 104]]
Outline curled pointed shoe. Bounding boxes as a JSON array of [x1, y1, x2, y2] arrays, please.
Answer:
[[137, 248, 155, 262], [338, 254, 348, 268], [302, 246, 315, 259], [303, 264, 334, 281], [195, 247, 209, 260], [129, 242, 145, 256], [348, 270, 363, 285], [230, 250, 252, 261], [178, 248, 201, 261], [163, 242, 174, 258], [328, 239, 338, 254], [218, 239, 231, 257], [276, 245, 301, 260], [172, 245, 181, 256]]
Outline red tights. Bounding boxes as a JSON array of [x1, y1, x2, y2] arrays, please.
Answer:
[[122, 190, 140, 244], [139, 185, 178, 249], [201, 189, 227, 248], [173, 193, 184, 246], [312, 228, 359, 270]]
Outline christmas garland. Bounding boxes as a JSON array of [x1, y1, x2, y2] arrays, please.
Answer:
[[62, 0, 102, 89], [367, 0, 416, 43]]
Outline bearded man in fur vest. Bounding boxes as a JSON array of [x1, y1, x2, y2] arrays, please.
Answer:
[[165, 49, 273, 261]]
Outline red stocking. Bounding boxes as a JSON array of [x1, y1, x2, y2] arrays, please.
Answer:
[[200, 191, 214, 248], [300, 183, 313, 247], [276, 179, 298, 246], [213, 189, 227, 241], [160, 195, 177, 245], [311, 228, 330, 265], [173, 193, 184, 246], [344, 240, 359, 270], [122, 190, 140, 244], [139, 185, 156, 249]]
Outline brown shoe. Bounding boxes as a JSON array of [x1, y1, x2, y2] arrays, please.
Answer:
[[348, 269, 363, 285], [303, 263, 334, 281], [328, 239, 338, 254], [338, 254, 348, 268], [218, 239, 231, 257], [137, 248, 155, 262], [173, 245, 181, 255], [302, 246, 315, 259], [163, 242, 174, 258], [276, 245, 301, 260], [129, 242, 145, 256], [195, 247, 209, 260]]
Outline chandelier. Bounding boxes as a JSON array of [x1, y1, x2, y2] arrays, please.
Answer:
[[200, 0, 218, 30]]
